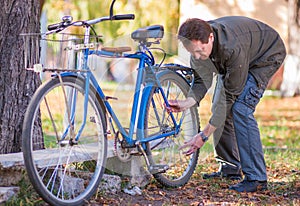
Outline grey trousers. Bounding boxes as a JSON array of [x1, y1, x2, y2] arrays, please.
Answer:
[[212, 75, 241, 174]]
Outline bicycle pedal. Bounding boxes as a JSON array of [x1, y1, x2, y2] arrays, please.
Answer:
[[129, 150, 142, 156], [149, 164, 169, 174]]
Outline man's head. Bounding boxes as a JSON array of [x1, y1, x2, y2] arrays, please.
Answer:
[[178, 18, 214, 60]]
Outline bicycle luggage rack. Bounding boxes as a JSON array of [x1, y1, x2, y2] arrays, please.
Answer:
[[161, 63, 195, 85], [21, 33, 103, 73]]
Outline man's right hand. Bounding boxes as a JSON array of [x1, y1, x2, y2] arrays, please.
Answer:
[[179, 132, 205, 155], [165, 97, 197, 113]]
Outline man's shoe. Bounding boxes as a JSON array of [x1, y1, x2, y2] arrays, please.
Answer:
[[229, 179, 268, 192], [203, 171, 242, 180]]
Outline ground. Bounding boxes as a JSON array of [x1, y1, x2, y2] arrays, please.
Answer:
[[92, 156, 299, 205], [93, 96, 300, 206], [8, 94, 299, 206]]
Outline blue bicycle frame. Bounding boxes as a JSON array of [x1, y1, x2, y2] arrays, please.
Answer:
[[89, 50, 182, 147], [58, 45, 184, 148], [50, 20, 188, 150]]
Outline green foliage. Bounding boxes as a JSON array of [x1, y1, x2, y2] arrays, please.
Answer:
[[43, 0, 180, 55], [6, 176, 46, 206]]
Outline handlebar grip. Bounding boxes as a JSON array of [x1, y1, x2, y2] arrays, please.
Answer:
[[47, 22, 63, 31], [112, 14, 135, 20]]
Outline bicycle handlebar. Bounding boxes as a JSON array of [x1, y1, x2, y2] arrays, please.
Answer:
[[111, 14, 135, 20], [47, 14, 135, 32], [47, 22, 64, 31], [47, 0, 135, 32]]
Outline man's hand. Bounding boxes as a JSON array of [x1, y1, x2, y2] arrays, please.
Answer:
[[179, 133, 205, 155], [179, 123, 217, 156], [165, 97, 196, 113]]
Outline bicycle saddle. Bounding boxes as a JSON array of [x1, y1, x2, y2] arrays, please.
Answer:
[[131, 25, 164, 41]]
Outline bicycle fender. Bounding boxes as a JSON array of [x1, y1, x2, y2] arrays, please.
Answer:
[[159, 65, 194, 86], [155, 69, 170, 79], [136, 84, 153, 140], [50, 72, 90, 87], [51, 72, 85, 79], [156, 69, 191, 88]]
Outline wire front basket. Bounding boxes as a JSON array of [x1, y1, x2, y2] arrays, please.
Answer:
[[21, 33, 102, 73]]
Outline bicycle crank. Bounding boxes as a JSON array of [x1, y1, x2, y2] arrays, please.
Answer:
[[113, 131, 132, 162]]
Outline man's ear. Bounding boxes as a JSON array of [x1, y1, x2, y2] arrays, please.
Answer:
[[209, 33, 214, 42]]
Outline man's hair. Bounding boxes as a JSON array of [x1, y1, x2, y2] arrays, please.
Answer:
[[178, 18, 213, 45]]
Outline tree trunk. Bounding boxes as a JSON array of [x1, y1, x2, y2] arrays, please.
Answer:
[[0, 0, 41, 153], [281, 0, 300, 96], [288, 0, 300, 56]]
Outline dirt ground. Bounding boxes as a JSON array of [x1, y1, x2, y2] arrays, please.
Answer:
[[92, 161, 299, 205], [92, 96, 300, 206]]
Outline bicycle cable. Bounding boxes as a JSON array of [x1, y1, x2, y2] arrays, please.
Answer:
[[145, 46, 155, 65], [148, 47, 166, 67]]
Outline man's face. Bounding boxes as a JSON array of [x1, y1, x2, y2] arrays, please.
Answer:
[[184, 33, 214, 60]]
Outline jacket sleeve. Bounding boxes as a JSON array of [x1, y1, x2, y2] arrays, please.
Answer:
[[208, 76, 236, 128], [188, 57, 215, 104]]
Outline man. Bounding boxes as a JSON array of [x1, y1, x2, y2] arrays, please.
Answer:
[[168, 16, 286, 192]]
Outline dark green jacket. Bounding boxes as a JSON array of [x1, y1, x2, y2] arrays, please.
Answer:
[[188, 16, 286, 127]]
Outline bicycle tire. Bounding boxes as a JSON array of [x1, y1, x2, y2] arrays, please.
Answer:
[[22, 75, 107, 206], [144, 69, 200, 187]]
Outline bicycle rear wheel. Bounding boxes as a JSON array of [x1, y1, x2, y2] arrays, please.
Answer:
[[22, 75, 107, 206], [144, 70, 200, 187]]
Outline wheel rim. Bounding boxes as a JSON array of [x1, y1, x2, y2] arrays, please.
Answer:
[[145, 74, 199, 185], [24, 78, 106, 204]]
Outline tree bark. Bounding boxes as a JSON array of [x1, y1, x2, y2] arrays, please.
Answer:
[[0, 0, 41, 153]]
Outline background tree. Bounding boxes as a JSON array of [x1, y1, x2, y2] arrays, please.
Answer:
[[43, 0, 180, 55], [288, 0, 300, 58], [281, 0, 300, 96], [0, 0, 41, 153]]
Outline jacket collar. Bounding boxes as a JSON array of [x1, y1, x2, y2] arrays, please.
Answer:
[[209, 29, 219, 62]]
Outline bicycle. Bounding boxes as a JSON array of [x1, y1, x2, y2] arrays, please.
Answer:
[[21, 0, 200, 205]]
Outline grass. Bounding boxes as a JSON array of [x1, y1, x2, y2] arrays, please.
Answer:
[[6, 92, 300, 205], [192, 95, 300, 205], [5, 176, 45, 206]]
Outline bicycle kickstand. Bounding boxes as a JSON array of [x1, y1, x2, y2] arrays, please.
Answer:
[[136, 141, 169, 174]]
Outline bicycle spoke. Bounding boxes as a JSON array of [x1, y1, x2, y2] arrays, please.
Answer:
[[44, 96, 60, 142], [22, 76, 107, 206], [145, 70, 199, 187]]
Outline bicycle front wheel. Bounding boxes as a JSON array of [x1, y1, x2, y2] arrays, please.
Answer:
[[22, 76, 107, 206], [144, 70, 200, 187]]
